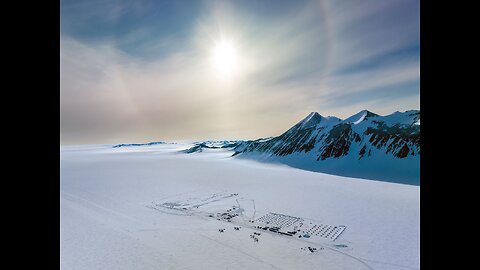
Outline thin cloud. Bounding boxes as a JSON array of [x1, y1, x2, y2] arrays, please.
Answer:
[[60, 0, 419, 144]]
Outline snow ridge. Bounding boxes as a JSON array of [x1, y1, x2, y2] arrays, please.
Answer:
[[113, 141, 167, 148]]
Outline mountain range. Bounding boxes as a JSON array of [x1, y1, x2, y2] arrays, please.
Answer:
[[231, 110, 420, 185], [114, 110, 420, 185], [180, 110, 420, 185]]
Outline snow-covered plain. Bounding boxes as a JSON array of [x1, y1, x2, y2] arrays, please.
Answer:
[[60, 143, 419, 270]]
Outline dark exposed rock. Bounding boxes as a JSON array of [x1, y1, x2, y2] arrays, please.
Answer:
[[365, 122, 419, 158], [358, 145, 367, 160], [396, 144, 410, 158], [319, 124, 353, 160]]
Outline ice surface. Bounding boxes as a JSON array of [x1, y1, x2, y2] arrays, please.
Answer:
[[61, 144, 419, 270]]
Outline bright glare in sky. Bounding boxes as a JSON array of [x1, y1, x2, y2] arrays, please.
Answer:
[[211, 40, 238, 79]]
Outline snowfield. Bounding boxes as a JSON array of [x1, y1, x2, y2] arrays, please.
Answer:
[[60, 143, 419, 270]]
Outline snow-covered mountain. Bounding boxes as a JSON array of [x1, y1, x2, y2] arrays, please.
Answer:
[[232, 110, 420, 185], [115, 110, 420, 184], [180, 140, 243, 153], [113, 141, 168, 148]]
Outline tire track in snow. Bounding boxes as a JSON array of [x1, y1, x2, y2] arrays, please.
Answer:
[[297, 237, 374, 270], [61, 191, 148, 227], [198, 234, 284, 270], [359, 257, 419, 270]]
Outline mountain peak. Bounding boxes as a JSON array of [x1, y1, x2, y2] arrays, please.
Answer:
[[298, 112, 323, 128], [305, 111, 322, 121], [344, 110, 378, 124]]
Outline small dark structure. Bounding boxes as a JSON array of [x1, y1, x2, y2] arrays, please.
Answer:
[[269, 227, 280, 232]]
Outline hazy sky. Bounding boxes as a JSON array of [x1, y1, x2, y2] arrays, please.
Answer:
[[60, 0, 419, 144]]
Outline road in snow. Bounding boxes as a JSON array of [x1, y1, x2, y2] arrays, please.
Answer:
[[60, 144, 419, 270]]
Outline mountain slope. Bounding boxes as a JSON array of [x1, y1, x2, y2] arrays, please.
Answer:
[[180, 140, 243, 153], [233, 110, 420, 185]]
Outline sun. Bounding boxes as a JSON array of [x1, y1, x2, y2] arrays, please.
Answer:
[[211, 40, 238, 79]]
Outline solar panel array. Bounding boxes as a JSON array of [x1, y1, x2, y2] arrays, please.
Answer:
[[256, 213, 301, 228], [255, 212, 347, 241], [305, 224, 346, 240]]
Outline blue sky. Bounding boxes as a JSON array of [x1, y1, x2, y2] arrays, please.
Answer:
[[60, 0, 419, 144]]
